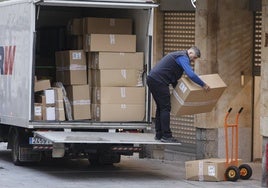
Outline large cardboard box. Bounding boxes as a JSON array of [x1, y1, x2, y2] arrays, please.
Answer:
[[65, 85, 91, 120], [92, 87, 145, 104], [92, 103, 145, 121], [83, 17, 132, 34], [171, 74, 227, 116], [91, 69, 143, 87], [89, 52, 143, 70], [55, 50, 87, 85], [185, 158, 242, 181], [84, 34, 136, 52]]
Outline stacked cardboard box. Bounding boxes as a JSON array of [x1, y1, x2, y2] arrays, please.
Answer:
[[65, 85, 91, 120], [70, 17, 145, 121], [55, 50, 87, 85], [55, 50, 91, 120], [35, 88, 56, 121]]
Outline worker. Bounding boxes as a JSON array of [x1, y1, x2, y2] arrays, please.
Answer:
[[147, 46, 210, 143]]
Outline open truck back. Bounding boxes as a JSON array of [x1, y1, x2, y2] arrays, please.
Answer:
[[0, 0, 180, 165]]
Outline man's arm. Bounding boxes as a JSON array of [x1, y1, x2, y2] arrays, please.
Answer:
[[176, 56, 205, 87]]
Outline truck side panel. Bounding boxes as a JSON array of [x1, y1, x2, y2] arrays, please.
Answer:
[[0, 1, 35, 127]]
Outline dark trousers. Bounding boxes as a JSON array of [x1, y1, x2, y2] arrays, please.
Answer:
[[147, 76, 172, 138]]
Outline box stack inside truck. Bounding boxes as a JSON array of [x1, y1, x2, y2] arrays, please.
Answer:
[[34, 17, 145, 122]]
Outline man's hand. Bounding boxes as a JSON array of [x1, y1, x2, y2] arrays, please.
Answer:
[[203, 84, 210, 91]]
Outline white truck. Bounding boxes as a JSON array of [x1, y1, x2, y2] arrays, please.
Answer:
[[0, 0, 179, 166]]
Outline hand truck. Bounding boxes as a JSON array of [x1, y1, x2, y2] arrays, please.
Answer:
[[224, 107, 252, 181]]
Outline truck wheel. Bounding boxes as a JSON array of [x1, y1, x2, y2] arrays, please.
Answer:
[[11, 130, 22, 166]]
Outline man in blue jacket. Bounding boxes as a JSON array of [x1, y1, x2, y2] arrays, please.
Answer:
[[147, 46, 210, 143]]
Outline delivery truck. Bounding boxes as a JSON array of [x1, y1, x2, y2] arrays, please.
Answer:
[[0, 0, 180, 166]]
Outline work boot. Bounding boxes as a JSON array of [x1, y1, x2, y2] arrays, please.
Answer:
[[160, 136, 178, 143]]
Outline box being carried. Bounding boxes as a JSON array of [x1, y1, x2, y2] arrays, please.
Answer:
[[171, 74, 227, 116]]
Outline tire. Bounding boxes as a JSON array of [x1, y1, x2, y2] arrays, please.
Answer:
[[239, 164, 253, 180], [225, 166, 240, 181]]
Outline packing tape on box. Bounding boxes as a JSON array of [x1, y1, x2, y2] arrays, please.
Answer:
[[56, 64, 86, 71], [110, 34, 116, 44], [172, 90, 217, 107], [71, 100, 91, 106], [110, 18, 115, 26], [120, 87, 126, 98], [198, 161, 204, 181]]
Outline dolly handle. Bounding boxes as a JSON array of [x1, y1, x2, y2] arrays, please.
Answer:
[[239, 107, 244, 114], [228, 108, 232, 113]]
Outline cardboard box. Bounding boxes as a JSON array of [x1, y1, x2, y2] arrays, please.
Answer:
[[54, 87, 65, 121], [55, 50, 87, 85], [83, 17, 132, 34], [67, 18, 83, 35], [84, 34, 136, 52], [92, 87, 145, 104], [171, 74, 227, 116], [34, 79, 51, 92], [185, 158, 242, 181], [65, 85, 91, 120], [91, 69, 143, 87], [92, 103, 145, 121], [89, 52, 143, 70], [34, 103, 43, 120]]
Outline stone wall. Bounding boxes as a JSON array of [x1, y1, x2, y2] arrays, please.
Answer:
[[195, 0, 253, 161]]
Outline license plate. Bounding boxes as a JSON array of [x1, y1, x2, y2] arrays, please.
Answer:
[[29, 137, 53, 145]]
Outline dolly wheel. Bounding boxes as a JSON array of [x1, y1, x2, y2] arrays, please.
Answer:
[[225, 166, 240, 181], [239, 164, 252, 180]]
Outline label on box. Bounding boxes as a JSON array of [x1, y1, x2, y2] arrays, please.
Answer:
[[72, 52, 82, 60], [208, 165, 216, 176], [179, 82, 187, 93], [34, 106, 42, 116]]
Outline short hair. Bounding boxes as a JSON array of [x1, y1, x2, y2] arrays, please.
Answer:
[[190, 46, 201, 58]]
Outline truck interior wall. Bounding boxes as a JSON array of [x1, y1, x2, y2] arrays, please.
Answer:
[[34, 5, 151, 123]]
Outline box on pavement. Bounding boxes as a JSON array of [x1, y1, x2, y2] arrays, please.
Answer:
[[171, 74, 227, 116], [185, 158, 242, 181], [92, 103, 145, 121], [83, 17, 132, 34], [92, 87, 145, 104], [55, 50, 87, 85], [83, 34, 136, 52], [89, 52, 144, 70], [65, 85, 91, 120], [91, 69, 143, 87]]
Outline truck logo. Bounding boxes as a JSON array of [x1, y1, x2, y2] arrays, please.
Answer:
[[0, 46, 16, 75]]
